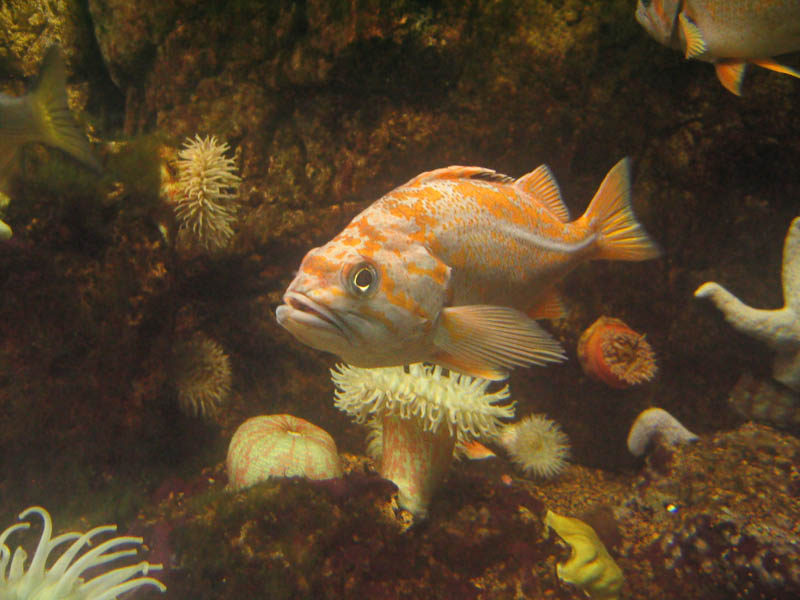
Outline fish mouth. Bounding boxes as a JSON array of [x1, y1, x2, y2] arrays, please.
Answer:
[[276, 291, 349, 340], [635, 5, 657, 35]]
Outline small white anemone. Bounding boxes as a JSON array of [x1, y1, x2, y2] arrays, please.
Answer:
[[0, 506, 166, 600], [332, 363, 515, 519], [498, 414, 570, 478]]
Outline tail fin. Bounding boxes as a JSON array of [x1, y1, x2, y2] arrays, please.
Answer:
[[581, 158, 660, 262], [29, 46, 101, 172]]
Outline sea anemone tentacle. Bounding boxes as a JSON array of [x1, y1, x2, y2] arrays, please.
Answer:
[[0, 506, 166, 599]]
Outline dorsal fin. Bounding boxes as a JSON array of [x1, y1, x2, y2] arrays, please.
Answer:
[[515, 165, 570, 222], [404, 165, 515, 188]]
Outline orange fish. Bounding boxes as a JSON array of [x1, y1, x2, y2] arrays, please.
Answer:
[[636, 0, 800, 95], [276, 158, 660, 380]]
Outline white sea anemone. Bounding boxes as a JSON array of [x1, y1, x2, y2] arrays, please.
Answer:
[[172, 333, 232, 419], [171, 134, 241, 252], [332, 363, 515, 518], [0, 506, 166, 600], [498, 414, 570, 478]]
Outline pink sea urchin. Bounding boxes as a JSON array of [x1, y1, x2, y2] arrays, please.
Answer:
[[498, 414, 570, 478], [226, 414, 344, 491], [171, 134, 241, 252], [332, 363, 515, 519]]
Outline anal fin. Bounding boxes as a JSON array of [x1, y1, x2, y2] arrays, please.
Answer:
[[528, 288, 567, 320], [457, 440, 496, 460]]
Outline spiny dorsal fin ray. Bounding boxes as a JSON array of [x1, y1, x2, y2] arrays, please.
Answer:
[[515, 165, 570, 222], [432, 305, 567, 381], [405, 165, 514, 188]]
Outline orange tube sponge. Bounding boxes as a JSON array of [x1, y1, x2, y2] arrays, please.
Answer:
[[577, 317, 657, 388]]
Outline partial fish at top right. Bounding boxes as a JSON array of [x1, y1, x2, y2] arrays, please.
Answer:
[[636, 0, 800, 95]]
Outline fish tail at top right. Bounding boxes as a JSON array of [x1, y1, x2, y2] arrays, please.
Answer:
[[580, 157, 661, 262]]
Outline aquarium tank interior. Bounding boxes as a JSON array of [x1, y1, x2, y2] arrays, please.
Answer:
[[0, 1, 799, 599]]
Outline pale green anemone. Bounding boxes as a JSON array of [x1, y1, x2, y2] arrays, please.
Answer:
[[0, 506, 166, 600], [332, 363, 515, 519]]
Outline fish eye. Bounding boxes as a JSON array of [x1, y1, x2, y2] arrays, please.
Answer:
[[347, 262, 379, 296]]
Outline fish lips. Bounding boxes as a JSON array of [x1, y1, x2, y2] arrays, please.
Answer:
[[276, 291, 351, 349]]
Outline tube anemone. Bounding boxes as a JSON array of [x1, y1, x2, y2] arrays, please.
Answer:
[[0, 506, 166, 600], [577, 317, 657, 388], [332, 363, 515, 519]]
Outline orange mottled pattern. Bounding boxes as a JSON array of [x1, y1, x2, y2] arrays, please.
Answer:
[[336, 174, 595, 309]]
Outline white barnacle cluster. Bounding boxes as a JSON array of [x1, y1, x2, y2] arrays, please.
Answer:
[[331, 363, 515, 438], [0, 506, 166, 600], [172, 134, 241, 252]]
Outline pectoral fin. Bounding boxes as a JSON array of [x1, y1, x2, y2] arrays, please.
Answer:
[[679, 13, 707, 59], [714, 60, 747, 95], [432, 305, 567, 381]]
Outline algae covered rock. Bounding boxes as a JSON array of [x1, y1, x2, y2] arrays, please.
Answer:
[[622, 423, 800, 599], [152, 468, 561, 599]]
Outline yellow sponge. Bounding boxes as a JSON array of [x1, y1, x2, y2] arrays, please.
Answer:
[[544, 510, 624, 600]]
